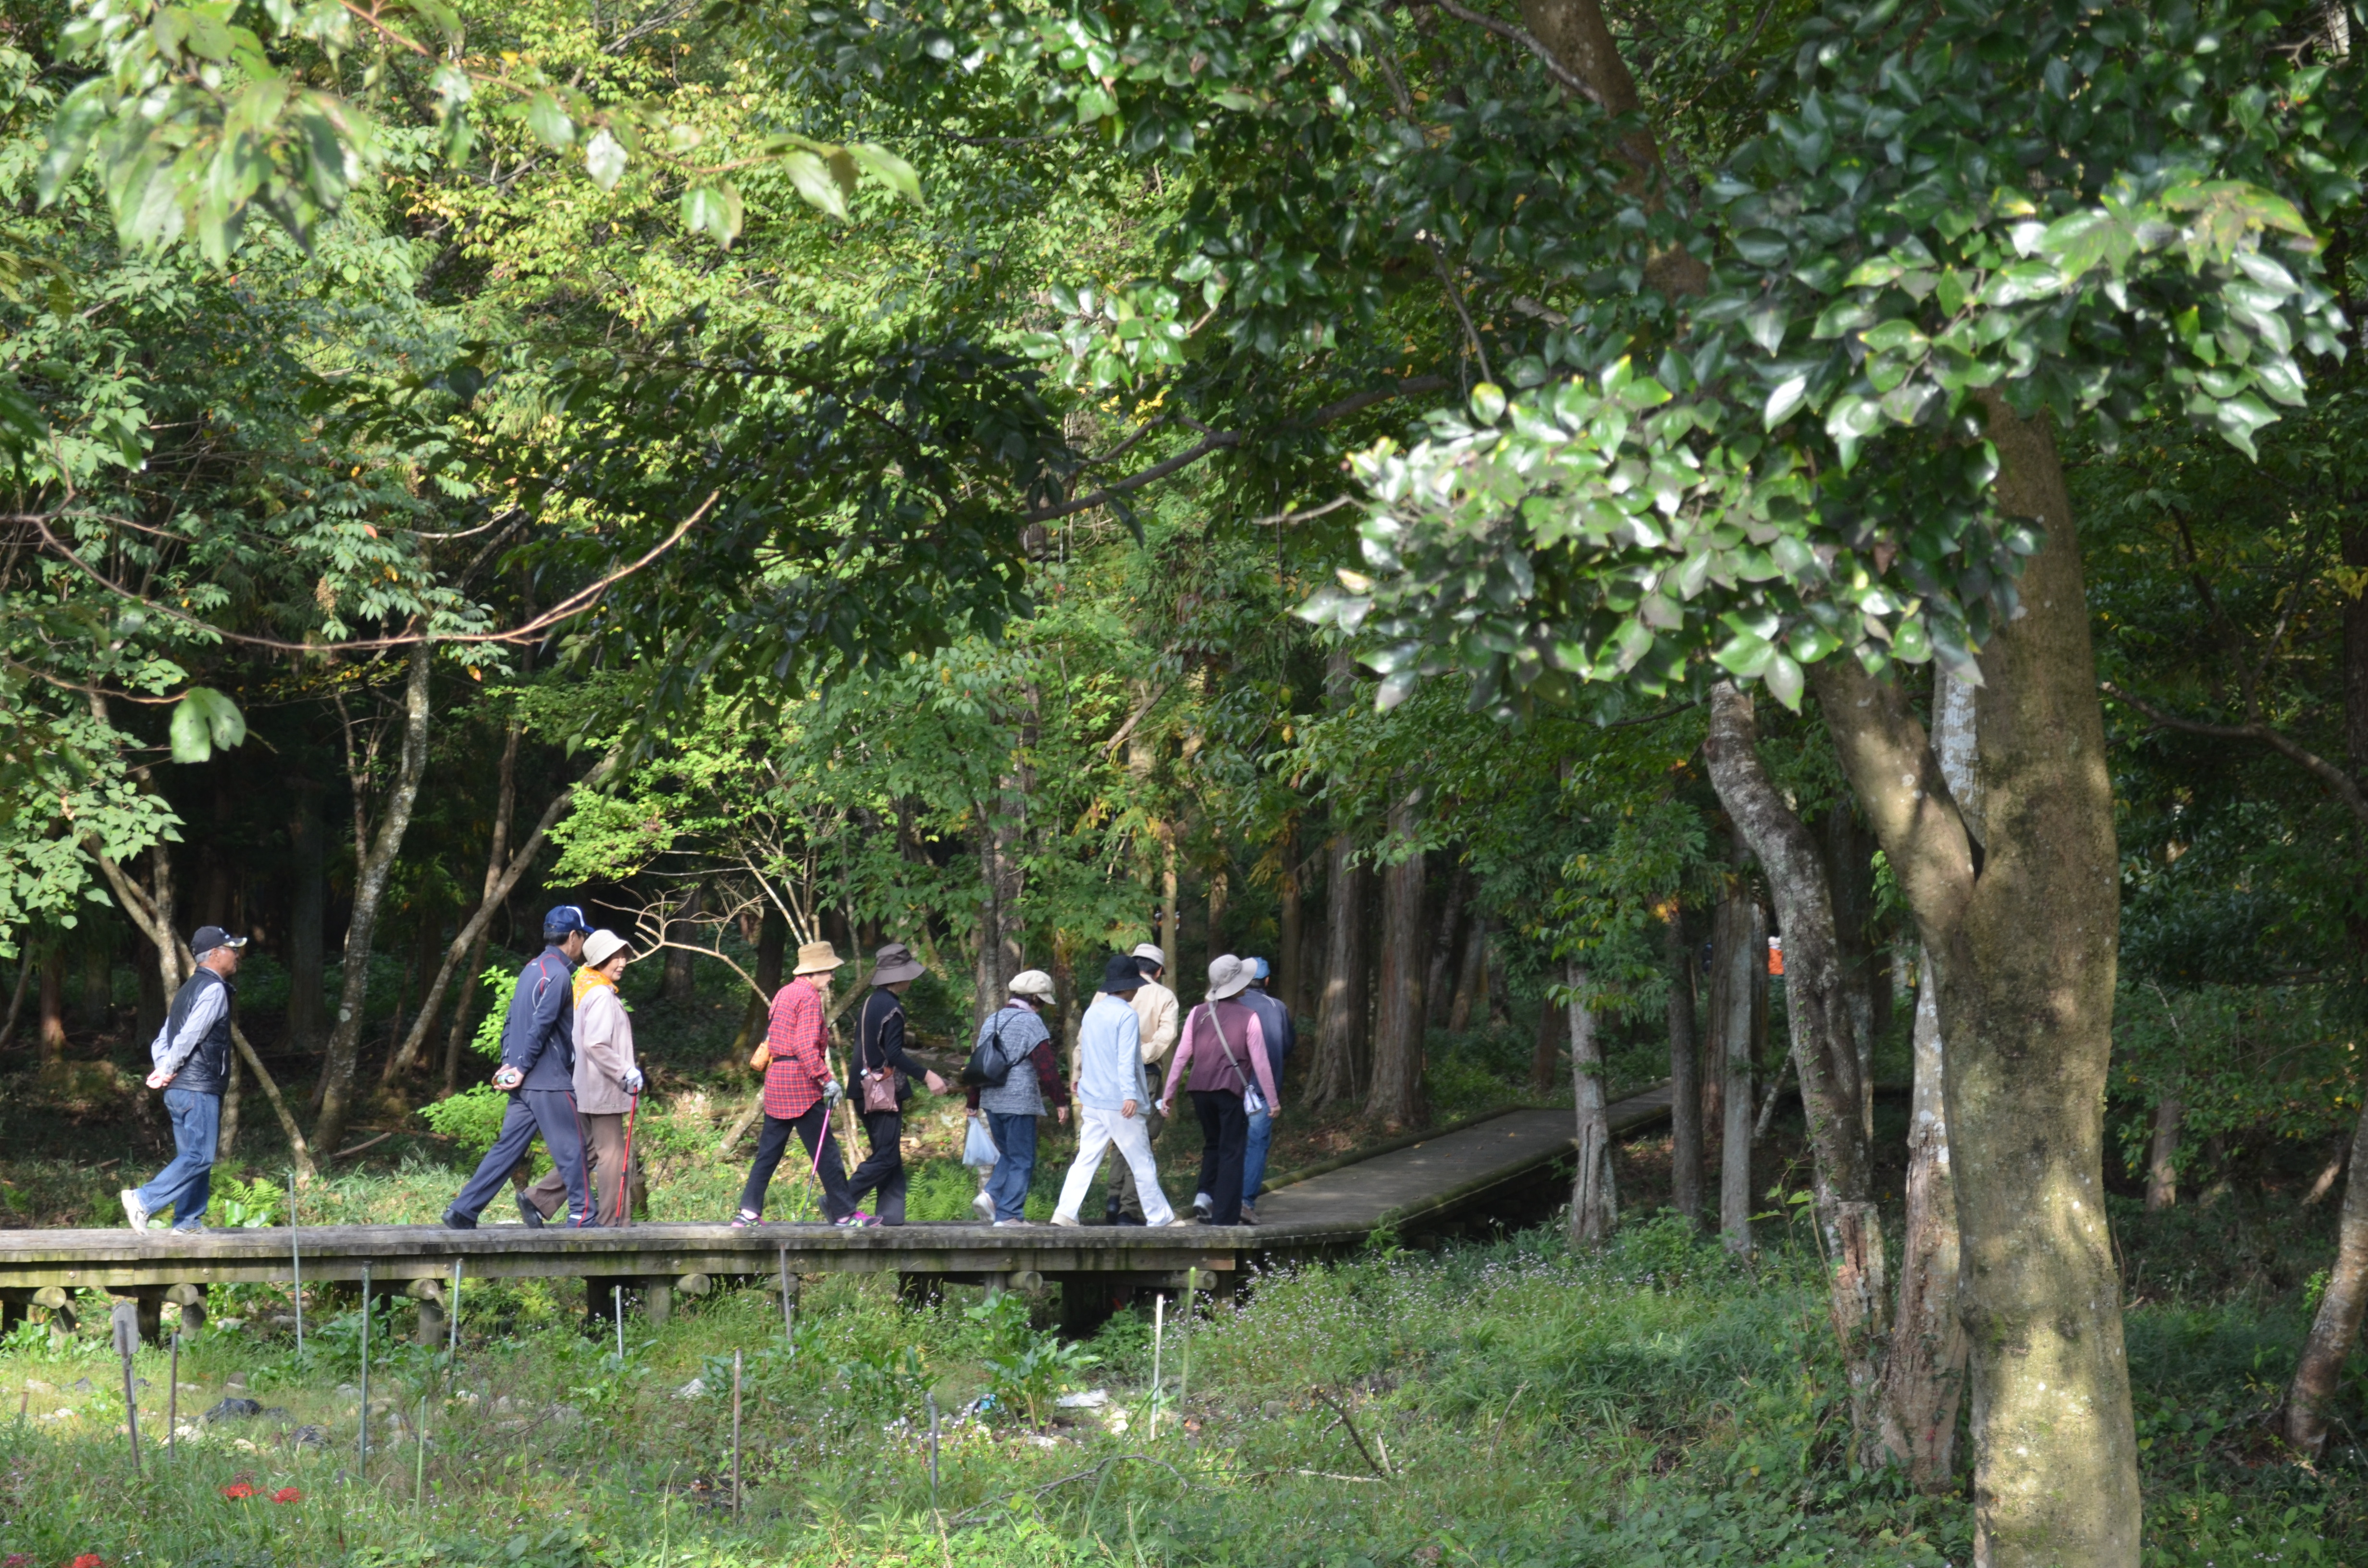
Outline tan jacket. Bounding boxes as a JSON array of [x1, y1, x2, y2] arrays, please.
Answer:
[[1131, 979, 1179, 1065], [572, 983, 640, 1114]]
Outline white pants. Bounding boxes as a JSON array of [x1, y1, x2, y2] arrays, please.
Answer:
[[1055, 1105, 1175, 1225]]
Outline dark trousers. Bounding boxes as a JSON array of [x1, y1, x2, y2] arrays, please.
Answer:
[[1111, 1105, 1166, 1220], [452, 1090, 591, 1225], [738, 1103, 854, 1221], [844, 1109, 907, 1225], [1191, 1089, 1249, 1225]]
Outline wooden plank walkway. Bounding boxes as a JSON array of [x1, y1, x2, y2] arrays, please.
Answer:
[[0, 1084, 1672, 1336]]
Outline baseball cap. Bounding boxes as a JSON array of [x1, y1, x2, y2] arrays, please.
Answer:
[[543, 905, 594, 939], [1246, 956, 1271, 981], [191, 925, 248, 957]]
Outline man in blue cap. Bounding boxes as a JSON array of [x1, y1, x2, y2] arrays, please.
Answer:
[[443, 906, 596, 1230], [1236, 956, 1296, 1223]]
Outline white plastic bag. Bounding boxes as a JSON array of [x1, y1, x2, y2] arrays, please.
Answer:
[[962, 1117, 1000, 1170]]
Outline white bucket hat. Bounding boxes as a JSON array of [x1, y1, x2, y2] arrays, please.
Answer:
[[1132, 942, 1166, 968], [1205, 953, 1252, 1001], [582, 929, 630, 968], [1008, 968, 1057, 1003]]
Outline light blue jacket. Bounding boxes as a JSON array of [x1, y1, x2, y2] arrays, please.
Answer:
[[1075, 993, 1149, 1112]]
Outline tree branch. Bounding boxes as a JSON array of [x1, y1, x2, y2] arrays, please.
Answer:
[[2101, 682, 2368, 829], [1408, 0, 1608, 106]]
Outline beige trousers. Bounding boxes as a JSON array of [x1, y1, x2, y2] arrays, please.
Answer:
[[524, 1110, 643, 1225]]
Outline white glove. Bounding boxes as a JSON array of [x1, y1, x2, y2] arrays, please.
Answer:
[[821, 1078, 844, 1108], [622, 1068, 645, 1095]]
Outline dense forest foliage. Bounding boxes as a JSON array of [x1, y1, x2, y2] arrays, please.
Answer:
[[6, 0, 2368, 1561]]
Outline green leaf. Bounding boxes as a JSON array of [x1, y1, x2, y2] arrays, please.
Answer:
[[170, 688, 246, 764], [845, 143, 924, 207], [527, 93, 575, 149], [1764, 374, 1810, 429], [680, 182, 745, 246], [780, 150, 849, 220]]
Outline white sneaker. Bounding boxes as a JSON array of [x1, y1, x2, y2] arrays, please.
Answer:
[[1151, 1215, 1196, 1227], [1049, 1213, 1082, 1228], [992, 1218, 1036, 1227], [120, 1189, 150, 1234], [972, 1191, 994, 1221]]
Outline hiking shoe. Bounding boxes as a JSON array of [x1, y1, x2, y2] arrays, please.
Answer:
[[835, 1212, 881, 1228], [120, 1189, 150, 1234], [971, 1191, 994, 1222], [1151, 1216, 1196, 1227], [729, 1212, 758, 1228], [515, 1193, 546, 1229], [1104, 1195, 1123, 1225], [1192, 1194, 1212, 1220], [1237, 1205, 1258, 1225], [1049, 1213, 1082, 1228], [440, 1209, 477, 1231]]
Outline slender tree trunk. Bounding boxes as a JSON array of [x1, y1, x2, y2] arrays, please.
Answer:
[[973, 691, 1034, 1028], [313, 640, 436, 1160], [285, 784, 326, 1051], [1566, 959, 1616, 1245], [1448, 913, 1490, 1032], [219, 1047, 242, 1156], [1426, 863, 1471, 1029], [37, 947, 65, 1065], [2146, 1098, 2184, 1212], [1815, 395, 2139, 1567], [1715, 890, 1760, 1254], [2290, 1099, 2368, 1455], [1365, 794, 1429, 1127], [1529, 988, 1560, 1094], [1705, 681, 1885, 1443], [1310, 828, 1370, 1107], [1278, 823, 1304, 1019], [0, 953, 30, 1051], [1665, 900, 1704, 1227], [662, 879, 710, 1003], [1818, 803, 1881, 1139], [1883, 948, 1969, 1487]]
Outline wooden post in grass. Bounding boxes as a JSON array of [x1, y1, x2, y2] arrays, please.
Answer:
[[446, 1260, 462, 1396], [730, 1350, 744, 1519], [1149, 1294, 1164, 1439], [167, 1327, 179, 1455], [109, 1299, 141, 1477], [778, 1247, 795, 1340], [358, 1262, 371, 1470], [288, 1172, 304, 1354]]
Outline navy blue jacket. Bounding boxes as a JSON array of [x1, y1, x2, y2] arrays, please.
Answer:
[[1241, 987, 1295, 1084], [500, 946, 578, 1091]]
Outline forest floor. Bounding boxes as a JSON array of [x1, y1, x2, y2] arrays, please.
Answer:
[[0, 969, 2362, 1565]]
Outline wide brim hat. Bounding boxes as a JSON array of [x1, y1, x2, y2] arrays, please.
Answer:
[[582, 929, 630, 968], [1008, 968, 1057, 1002], [870, 942, 925, 985], [1205, 953, 1252, 1001], [794, 940, 845, 976], [1099, 953, 1145, 993]]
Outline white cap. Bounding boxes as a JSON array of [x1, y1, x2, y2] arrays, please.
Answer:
[[1131, 943, 1166, 968], [1008, 968, 1057, 1002]]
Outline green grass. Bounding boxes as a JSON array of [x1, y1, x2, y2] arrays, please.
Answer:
[[3, 1209, 2360, 1567]]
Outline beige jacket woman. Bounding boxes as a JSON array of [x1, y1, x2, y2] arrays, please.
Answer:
[[573, 982, 640, 1113]]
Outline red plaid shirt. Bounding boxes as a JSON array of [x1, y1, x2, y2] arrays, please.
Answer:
[[761, 978, 832, 1119]]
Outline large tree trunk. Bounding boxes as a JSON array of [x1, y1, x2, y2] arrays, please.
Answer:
[[0, 954, 30, 1051], [2146, 1098, 2184, 1212], [1364, 793, 1428, 1128], [1815, 396, 2138, 1567], [1448, 912, 1490, 1032], [972, 690, 1035, 1028], [1818, 803, 1882, 1139], [285, 784, 327, 1052], [1565, 960, 1616, 1245], [1426, 862, 1471, 1029], [1278, 822, 1305, 1019], [1310, 825, 1370, 1107], [313, 640, 436, 1160], [1665, 899, 1704, 1227], [1705, 681, 1886, 1443], [1712, 887, 1760, 1254], [36, 945, 65, 1065]]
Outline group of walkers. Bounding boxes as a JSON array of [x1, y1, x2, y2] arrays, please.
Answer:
[[121, 906, 1295, 1237]]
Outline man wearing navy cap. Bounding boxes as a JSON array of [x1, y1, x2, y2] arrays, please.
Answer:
[[442, 906, 596, 1229], [121, 925, 247, 1234]]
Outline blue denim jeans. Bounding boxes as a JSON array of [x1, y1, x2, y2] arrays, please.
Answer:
[[984, 1111, 1038, 1221], [136, 1088, 221, 1229], [1242, 1104, 1275, 1205]]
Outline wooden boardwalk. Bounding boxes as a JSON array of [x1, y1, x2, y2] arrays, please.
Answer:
[[0, 1085, 1671, 1340]]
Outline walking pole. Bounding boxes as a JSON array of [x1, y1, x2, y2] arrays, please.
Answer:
[[415, 1394, 428, 1512], [614, 1285, 624, 1362], [358, 1263, 370, 1471], [287, 1172, 303, 1355], [617, 1093, 640, 1227], [109, 1300, 141, 1478]]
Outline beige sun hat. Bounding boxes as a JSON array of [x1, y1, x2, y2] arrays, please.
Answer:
[[1131, 942, 1166, 969], [1008, 968, 1057, 1003], [793, 940, 845, 976], [1205, 953, 1252, 1001], [582, 929, 630, 968]]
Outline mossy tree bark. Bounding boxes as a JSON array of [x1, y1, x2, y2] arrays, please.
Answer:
[[1814, 397, 2138, 1566], [1365, 790, 1428, 1129], [1665, 899, 1704, 1227]]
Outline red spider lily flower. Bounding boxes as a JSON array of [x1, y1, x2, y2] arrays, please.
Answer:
[[4, 1554, 31, 1567], [269, 1488, 302, 1505], [70, 1556, 105, 1568], [220, 1482, 257, 1500]]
